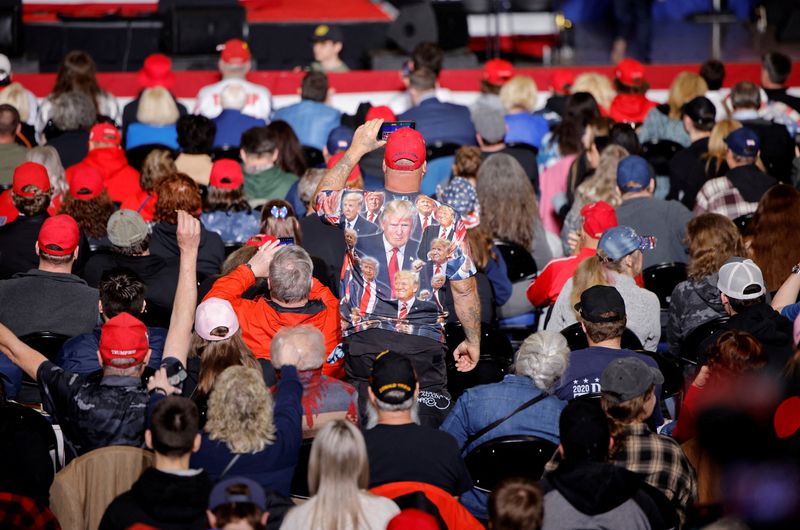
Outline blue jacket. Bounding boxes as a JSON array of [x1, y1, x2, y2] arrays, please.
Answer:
[[398, 97, 477, 147], [56, 326, 167, 375], [273, 100, 341, 152], [441, 374, 565, 520], [212, 109, 266, 149]]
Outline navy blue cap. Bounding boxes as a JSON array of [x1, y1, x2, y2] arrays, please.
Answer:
[[725, 127, 760, 158], [209, 477, 266, 511], [598, 225, 655, 261], [326, 125, 354, 155], [616, 155, 653, 193]]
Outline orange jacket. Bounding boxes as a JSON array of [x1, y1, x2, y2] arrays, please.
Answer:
[[206, 264, 343, 377], [66, 147, 142, 204]]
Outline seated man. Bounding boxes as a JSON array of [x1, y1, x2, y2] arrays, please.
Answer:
[[270, 325, 358, 438], [273, 71, 341, 152], [84, 209, 179, 315], [552, 285, 664, 423], [0, 104, 27, 185], [206, 242, 342, 377], [540, 399, 677, 530], [441, 331, 569, 520], [100, 396, 212, 530], [363, 351, 472, 496], [212, 83, 267, 150], [398, 68, 477, 147], [57, 268, 166, 375]]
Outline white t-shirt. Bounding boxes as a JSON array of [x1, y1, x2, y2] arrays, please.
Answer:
[[280, 491, 400, 530], [194, 77, 273, 120]]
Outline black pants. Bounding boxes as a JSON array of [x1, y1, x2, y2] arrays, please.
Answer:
[[344, 329, 452, 428]]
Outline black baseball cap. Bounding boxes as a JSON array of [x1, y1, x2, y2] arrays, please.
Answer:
[[369, 351, 416, 404], [574, 285, 626, 323], [311, 24, 344, 43]]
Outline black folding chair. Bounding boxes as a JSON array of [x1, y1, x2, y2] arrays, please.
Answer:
[[643, 262, 688, 309], [678, 316, 730, 366], [426, 142, 461, 161], [17, 332, 71, 405], [289, 438, 314, 499], [464, 435, 557, 493], [641, 140, 682, 176], [124, 143, 176, 172], [732, 213, 754, 235], [302, 146, 325, 169], [494, 240, 537, 282], [560, 322, 643, 352]]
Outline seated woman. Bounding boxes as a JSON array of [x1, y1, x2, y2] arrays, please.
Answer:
[[58, 165, 115, 249], [119, 149, 176, 222], [125, 87, 180, 150], [200, 159, 261, 244]]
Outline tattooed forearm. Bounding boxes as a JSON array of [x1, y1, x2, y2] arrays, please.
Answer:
[[314, 150, 358, 197], [451, 276, 481, 344]]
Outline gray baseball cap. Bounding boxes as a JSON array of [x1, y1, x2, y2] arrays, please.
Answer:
[[107, 209, 148, 247], [601, 357, 664, 403], [471, 106, 506, 144]]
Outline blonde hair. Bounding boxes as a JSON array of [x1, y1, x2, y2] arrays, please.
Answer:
[[500, 75, 538, 113], [137, 86, 180, 126], [575, 144, 628, 207], [569, 257, 610, 316], [0, 82, 30, 122], [307, 420, 371, 530], [571, 73, 615, 111], [205, 366, 276, 453], [26, 146, 68, 197], [705, 118, 742, 177], [667, 72, 708, 120]]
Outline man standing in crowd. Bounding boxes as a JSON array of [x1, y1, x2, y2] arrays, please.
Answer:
[[363, 351, 473, 496], [0, 104, 25, 184], [398, 68, 477, 147], [310, 24, 349, 73], [274, 71, 341, 152], [316, 120, 481, 426], [195, 39, 273, 121], [694, 128, 777, 218], [615, 155, 692, 268], [667, 96, 716, 209], [100, 396, 211, 530]]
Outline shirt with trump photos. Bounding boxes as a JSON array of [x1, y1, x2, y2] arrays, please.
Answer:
[[317, 188, 475, 342]]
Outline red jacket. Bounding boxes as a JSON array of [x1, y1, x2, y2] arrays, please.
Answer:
[[66, 148, 142, 204], [609, 94, 658, 124], [206, 264, 343, 377], [527, 246, 596, 307], [370, 482, 483, 530]]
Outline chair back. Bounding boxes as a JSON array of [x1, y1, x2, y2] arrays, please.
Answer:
[[494, 240, 537, 282], [638, 350, 685, 400], [426, 142, 461, 161], [49, 445, 153, 530], [560, 322, 643, 351], [302, 145, 325, 169], [420, 155, 454, 197], [464, 435, 557, 493], [289, 438, 314, 499], [16, 332, 72, 405], [124, 143, 176, 172], [679, 316, 730, 366], [641, 140, 682, 176], [643, 262, 688, 309]]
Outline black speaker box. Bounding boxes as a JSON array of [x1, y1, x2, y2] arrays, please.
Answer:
[[162, 4, 246, 54], [0, 0, 21, 57], [387, 2, 439, 55]]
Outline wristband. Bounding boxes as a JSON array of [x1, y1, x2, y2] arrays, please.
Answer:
[[149, 387, 167, 396]]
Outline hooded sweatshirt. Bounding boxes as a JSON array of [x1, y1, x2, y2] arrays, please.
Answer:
[[149, 221, 225, 280], [725, 164, 777, 204], [725, 302, 793, 373], [541, 461, 676, 530], [243, 165, 298, 208], [206, 264, 342, 377], [98, 467, 211, 530], [66, 148, 142, 204], [609, 93, 658, 124], [667, 273, 727, 357]]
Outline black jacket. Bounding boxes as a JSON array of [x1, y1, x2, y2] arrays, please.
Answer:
[[47, 130, 89, 169], [764, 87, 800, 114], [725, 303, 794, 374], [99, 467, 212, 530], [739, 117, 795, 182], [668, 137, 709, 209], [149, 221, 224, 281], [83, 251, 179, 312]]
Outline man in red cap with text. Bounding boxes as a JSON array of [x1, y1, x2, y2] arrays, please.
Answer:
[[527, 200, 619, 309], [314, 120, 481, 427], [66, 123, 142, 204], [194, 39, 273, 121]]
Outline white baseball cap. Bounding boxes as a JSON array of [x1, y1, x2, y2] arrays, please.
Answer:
[[717, 258, 766, 300]]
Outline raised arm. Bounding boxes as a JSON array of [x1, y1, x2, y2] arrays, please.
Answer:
[[0, 324, 48, 380], [313, 118, 386, 198], [772, 265, 800, 313], [450, 275, 481, 372], [162, 211, 200, 366]]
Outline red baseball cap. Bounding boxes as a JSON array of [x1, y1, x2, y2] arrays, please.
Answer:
[[219, 39, 251, 65], [483, 58, 514, 85], [384, 127, 426, 171], [68, 166, 104, 200], [327, 151, 362, 184], [615, 58, 646, 87], [551, 69, 576, 94], [245, 234, 278, 248], [581, 201, 618, 239], [37, 214, 80, 257], [13, 162, 50, 197], [89, 123, 121, 146], [137, 53, 176, 89], [366, 105, 396, 122], [99, 312, 149, 367], [209, 159, 244, 189]]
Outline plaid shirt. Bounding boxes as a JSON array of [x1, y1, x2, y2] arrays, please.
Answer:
[[693, 176, 758, 219], [545, 423, 697, 524], [0, 493, 61, 529]]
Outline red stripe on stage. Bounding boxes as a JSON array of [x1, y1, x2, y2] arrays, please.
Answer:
[[12, 64, 799, 99]]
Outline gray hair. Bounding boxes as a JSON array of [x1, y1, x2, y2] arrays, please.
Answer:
[[365, 395, 419, 429], [271, 324, 326, 371], [298, 168, 326, 206], [27, 146, 68, 197], [269, 245, 313, 304], [220, 83, 247, 110], [513, 331, 570, 392], [51, 91, 96, 131]]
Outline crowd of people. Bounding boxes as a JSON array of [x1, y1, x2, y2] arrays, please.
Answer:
[[1, 39, 800, 530]]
